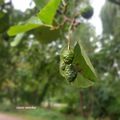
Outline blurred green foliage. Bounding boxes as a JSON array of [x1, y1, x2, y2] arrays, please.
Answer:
[[0, 0, 120, 120]]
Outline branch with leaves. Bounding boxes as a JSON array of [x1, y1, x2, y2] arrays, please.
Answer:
[[7, 0, 97, 88]]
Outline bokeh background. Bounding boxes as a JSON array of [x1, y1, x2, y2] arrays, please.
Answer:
[[0, 0, 120, 120]]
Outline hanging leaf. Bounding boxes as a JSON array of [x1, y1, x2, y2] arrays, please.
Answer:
[[37, 0, 61, 25], [73, 42, 97, 82]]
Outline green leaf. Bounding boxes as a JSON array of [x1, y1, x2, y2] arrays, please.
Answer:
[[7, 0, 61, 36], [33, 26, 61, 43], [71, 74, 94, 88], [37, 0, 61, 25], [73, 42, 97, 82], [0, 0, 4, 5], [10, 33, 24, 47], [7, 16, 44, 36]]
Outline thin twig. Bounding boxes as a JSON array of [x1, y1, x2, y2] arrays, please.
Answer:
[[66, 18, 75, 50]]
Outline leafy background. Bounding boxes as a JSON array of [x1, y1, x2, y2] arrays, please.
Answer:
[[0, 0, 120, 120]]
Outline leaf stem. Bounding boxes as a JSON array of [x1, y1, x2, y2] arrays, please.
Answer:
[[66, 19, 75, 50]]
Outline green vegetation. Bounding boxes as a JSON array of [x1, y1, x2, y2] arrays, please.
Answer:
[[0, 107, 89, 120], [0, 0, 120, 120]]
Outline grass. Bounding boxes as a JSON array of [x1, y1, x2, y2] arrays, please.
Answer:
[[0, 103, 92, 120], [0, 105, 86, 120]]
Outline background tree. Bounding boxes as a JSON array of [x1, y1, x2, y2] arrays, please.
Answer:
[[0, 0, 120, 120]]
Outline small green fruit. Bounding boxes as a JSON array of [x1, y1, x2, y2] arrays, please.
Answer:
[[60, 61, 66, 70], [65, 64, 77, 82], [81, 5, 93, 19], [61, 49, 74, 64], [59, 59, 66, 77]]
